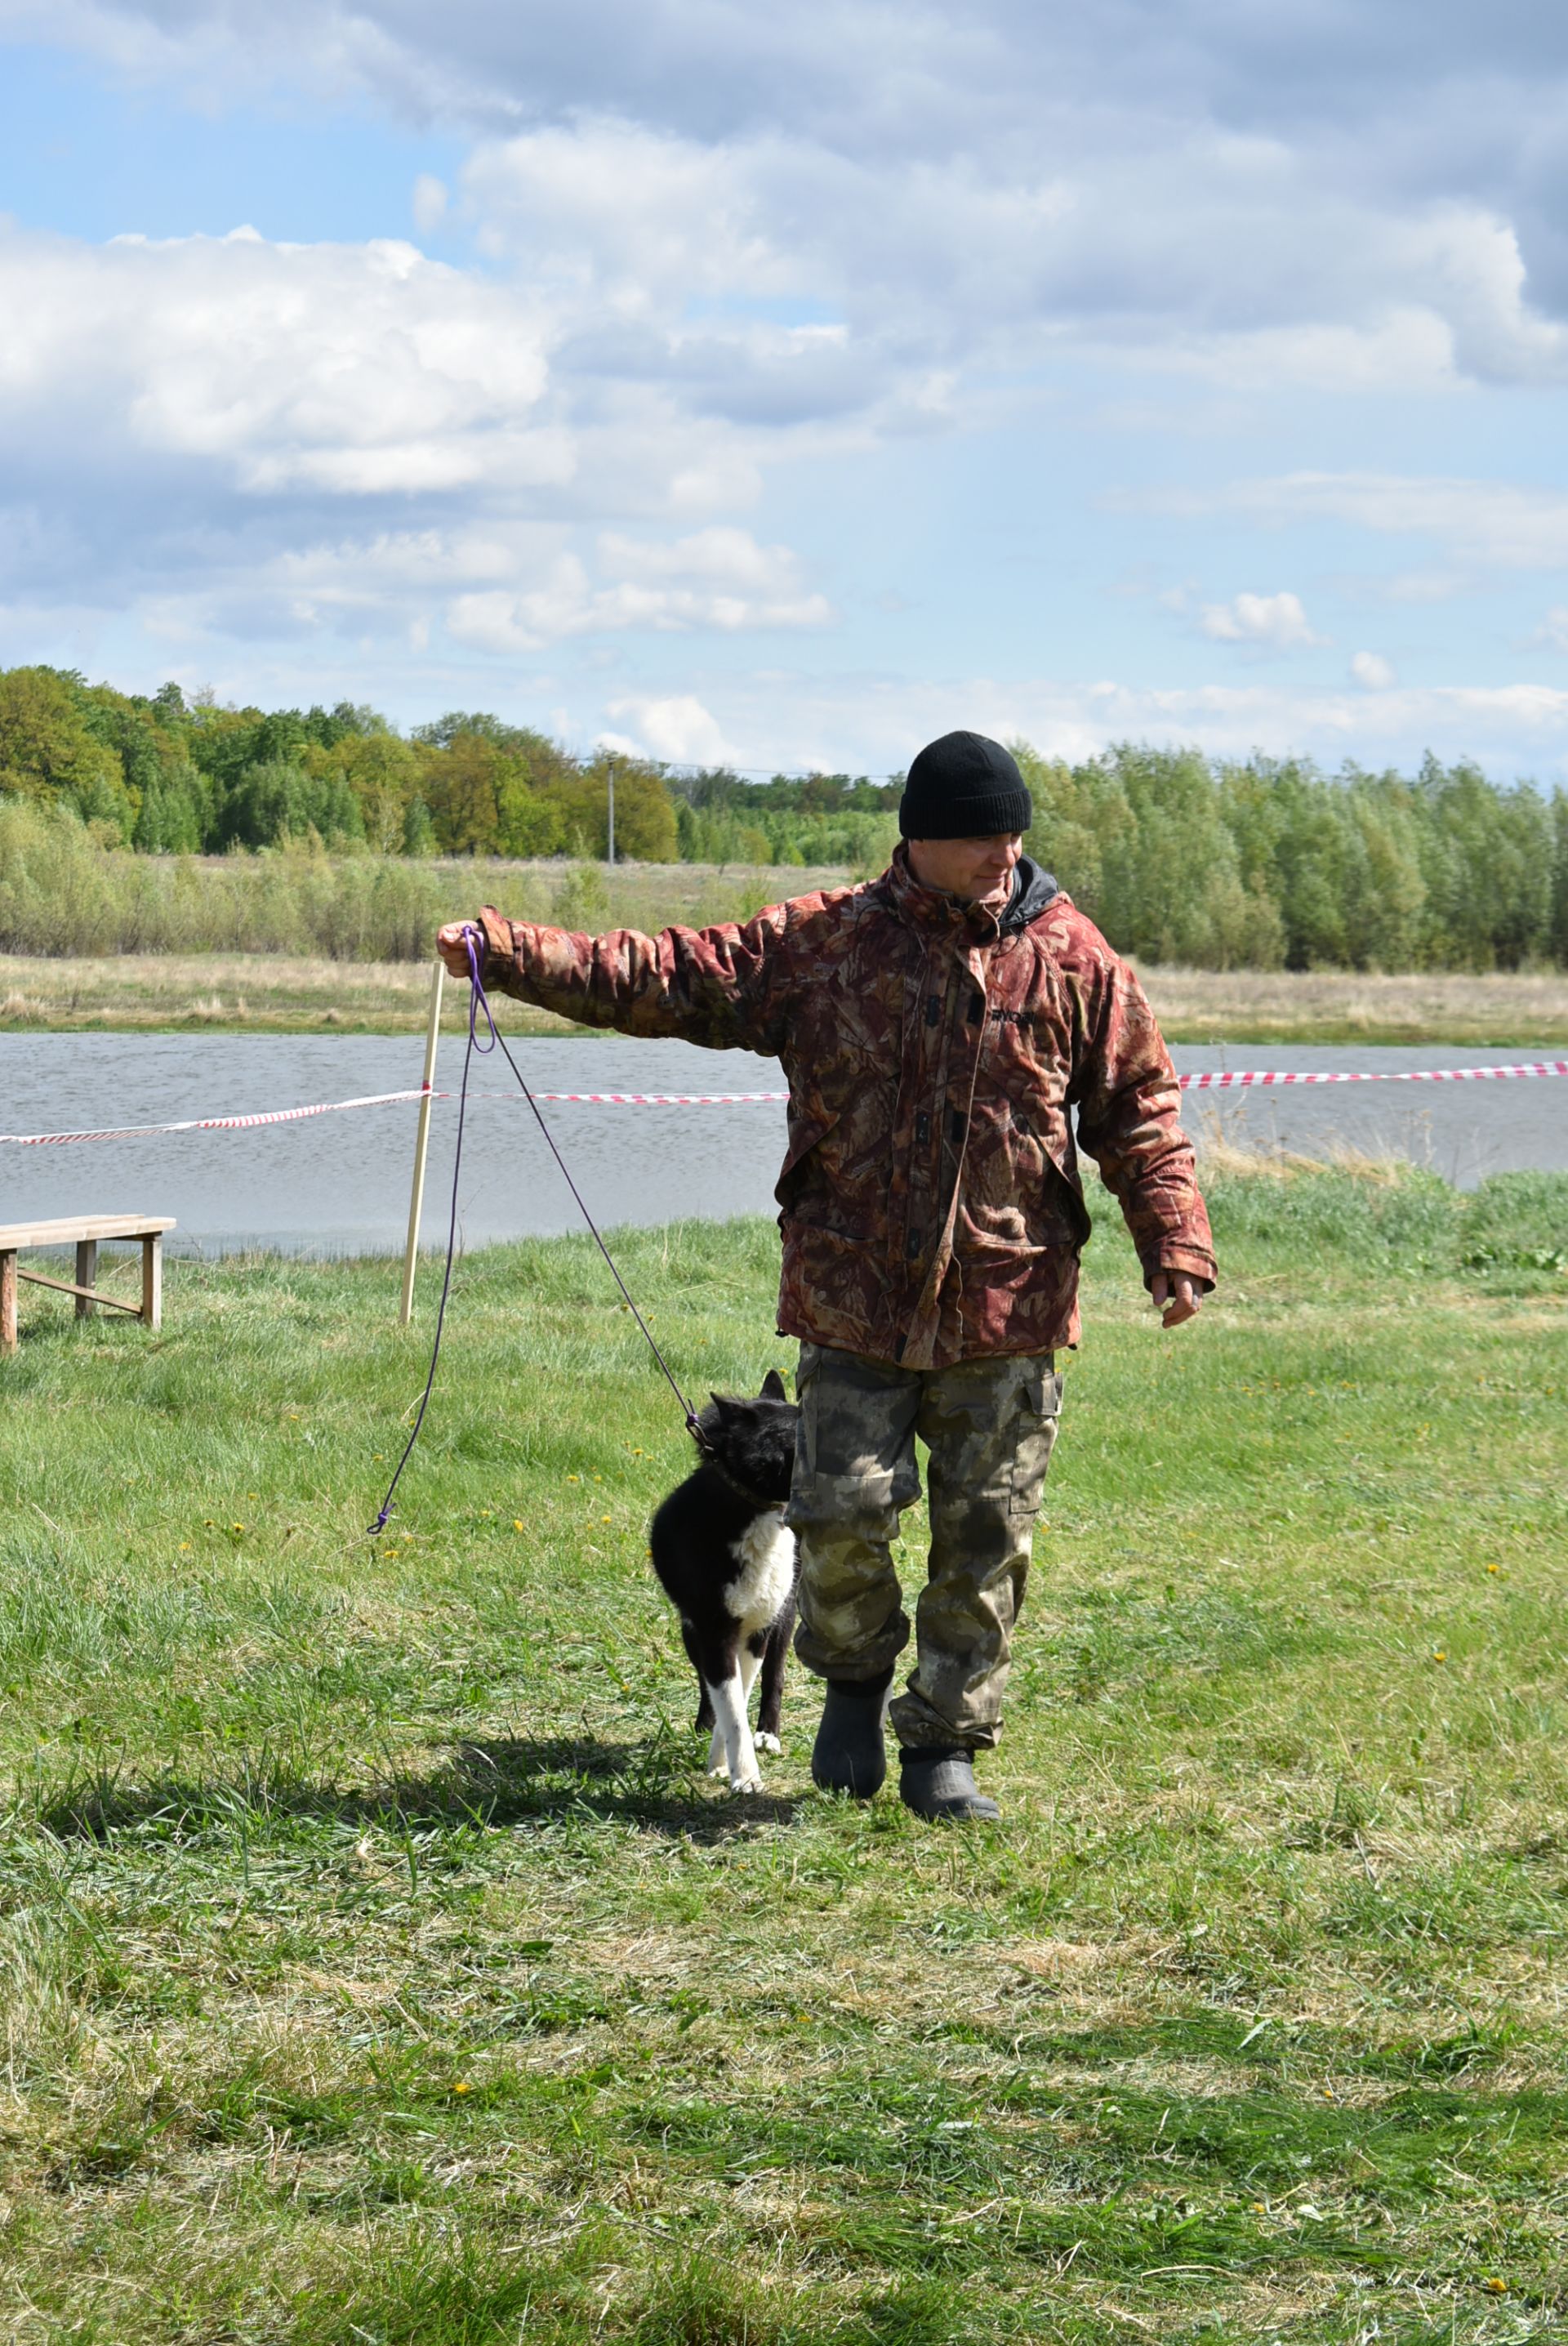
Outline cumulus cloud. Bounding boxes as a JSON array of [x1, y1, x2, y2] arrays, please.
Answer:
[[447, 530, 833, 651], [1119, 471, 1568, 578], [1350, 650, 1397, 688], [639, 670, 1568, 780], [0, 216, 849, 665], [10, 1, 1568, 758], [605, 693, 736, 764], [1254, 473, 1568, 564], [1199, 591, 1325, 649], [0, 223, 559, 494], [412, 173, 448, 234], [1529, 607, 1568, 653], [11, 3, 1568, 396]]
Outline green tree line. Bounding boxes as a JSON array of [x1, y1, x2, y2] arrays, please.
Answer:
[[3, 662, 1567, 969], [0, 667, 679, 862]]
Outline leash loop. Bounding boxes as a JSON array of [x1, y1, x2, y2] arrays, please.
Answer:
[[369, 926, 703, 1536]]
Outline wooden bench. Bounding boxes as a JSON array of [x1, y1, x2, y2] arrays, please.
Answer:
[[0, 1215, 175, 1352]]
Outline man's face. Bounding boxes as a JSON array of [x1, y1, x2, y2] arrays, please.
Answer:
[[906, 832, 1023, 907]]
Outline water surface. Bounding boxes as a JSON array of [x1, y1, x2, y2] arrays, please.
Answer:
[[2, 1033, 1561, 1256]]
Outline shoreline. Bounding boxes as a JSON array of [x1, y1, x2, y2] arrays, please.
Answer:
[[5, 950, 1568, 1044]]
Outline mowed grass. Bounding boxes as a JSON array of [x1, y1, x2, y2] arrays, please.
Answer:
[[1, 1170, 1566, 2344]]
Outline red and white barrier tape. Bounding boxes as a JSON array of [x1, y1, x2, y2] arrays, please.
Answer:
[[502, 1088, 790, 1105], [2, 1059, 1565, 1147], [1181, 1059, 1568, 1090], [0, 1088, 429, 1147]]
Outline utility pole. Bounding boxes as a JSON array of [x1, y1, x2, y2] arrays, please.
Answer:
[[606, 754, 616, 866]]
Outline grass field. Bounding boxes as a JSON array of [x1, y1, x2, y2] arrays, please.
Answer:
[[5, 948, 1568, 1046], [2, 1169, 1566, 2342]]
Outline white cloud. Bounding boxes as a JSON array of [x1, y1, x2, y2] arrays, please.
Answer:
[[0, 224, 560, 493], [14, 7, 1568, 399], [1350, 650, 1396, 688], [598, 526, 812, 590], [412, 173, 448, 234], [1530, 607, 1568, 653], [611, 671, 1568, 782], [1142, 471, 1568, 572], [444, 530, 833, 651], [1199, 591, 1325, 649], [11, 1, 1568, 764], [606, 693, 737, 764], [0, 217, 852, 662]]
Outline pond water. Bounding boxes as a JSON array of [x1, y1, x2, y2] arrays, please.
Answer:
[[2, 1031, 1563, 1257]]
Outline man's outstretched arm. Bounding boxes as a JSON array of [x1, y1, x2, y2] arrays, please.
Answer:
[[437, 903, 795, 1056]]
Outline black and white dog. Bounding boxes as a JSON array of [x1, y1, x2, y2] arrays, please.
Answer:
[[649, 1370, 799, 1793]]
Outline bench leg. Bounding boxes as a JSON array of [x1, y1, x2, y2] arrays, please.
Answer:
[[1, 1251, 16, 1354], [141, 1233, 163, 1332], [76, 1238, 98, 1320]]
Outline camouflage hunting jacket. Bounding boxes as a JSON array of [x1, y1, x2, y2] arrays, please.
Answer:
[[475, 847, 1215, 1369]]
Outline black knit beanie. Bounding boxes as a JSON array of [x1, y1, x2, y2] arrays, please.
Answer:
[[898, 730, 1032, 839]]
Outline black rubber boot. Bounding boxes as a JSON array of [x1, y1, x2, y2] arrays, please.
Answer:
[[811, 1670, 893, 1797], [898, 1746, 1000, 1823]]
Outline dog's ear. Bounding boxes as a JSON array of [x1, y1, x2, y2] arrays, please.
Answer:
[[708, 1391, 735, 1419], [760, 1368, 787, 1403]]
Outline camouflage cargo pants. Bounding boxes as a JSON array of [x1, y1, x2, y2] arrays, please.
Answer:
[[787, 1342, 1063, 1751]]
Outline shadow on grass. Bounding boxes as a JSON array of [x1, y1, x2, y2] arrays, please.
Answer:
[[28, 1728, 800, 1846]]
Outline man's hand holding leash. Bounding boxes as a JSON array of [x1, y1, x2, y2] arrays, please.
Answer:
[[437, 921, 475, 979]]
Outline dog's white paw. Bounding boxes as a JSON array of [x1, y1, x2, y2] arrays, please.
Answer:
[[755, 1732, 782, 1755], [728, 1773, 763, 1795], [707, 1760, 729, 1780]]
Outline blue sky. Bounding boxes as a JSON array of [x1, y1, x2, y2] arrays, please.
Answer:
[[2, 2, 1568, 778]]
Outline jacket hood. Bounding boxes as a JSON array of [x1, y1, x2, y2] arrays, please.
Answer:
[[1001, 855, 1059, 934]]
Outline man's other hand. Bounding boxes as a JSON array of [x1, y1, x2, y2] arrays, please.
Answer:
[[1151, 1270, 1203, 1329], [436, 921, 474, 978]]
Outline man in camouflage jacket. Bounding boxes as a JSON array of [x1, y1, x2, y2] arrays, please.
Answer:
[[442, 730, 1214, 1821]]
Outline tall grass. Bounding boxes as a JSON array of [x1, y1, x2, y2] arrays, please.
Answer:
[[0, 801, 846, 961], [1, 1169, 1566, 2339]]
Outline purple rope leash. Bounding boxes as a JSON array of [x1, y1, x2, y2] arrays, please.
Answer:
[[369, 927, 702, 1536]]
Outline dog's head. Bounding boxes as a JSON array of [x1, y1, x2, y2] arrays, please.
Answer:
[[697, 1367, 798, 1504]]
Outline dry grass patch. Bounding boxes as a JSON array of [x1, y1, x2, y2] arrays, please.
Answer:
[[1137, 963, 1568, 1044]]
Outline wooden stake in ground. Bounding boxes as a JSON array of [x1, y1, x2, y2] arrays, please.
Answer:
[[399, 959, 444, 1327]]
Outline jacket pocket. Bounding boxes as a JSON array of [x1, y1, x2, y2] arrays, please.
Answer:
[[1042, 1148, 1092, 1246], [773, 1107, 840, 1217], [1009, 1362, 1064, 1518]]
